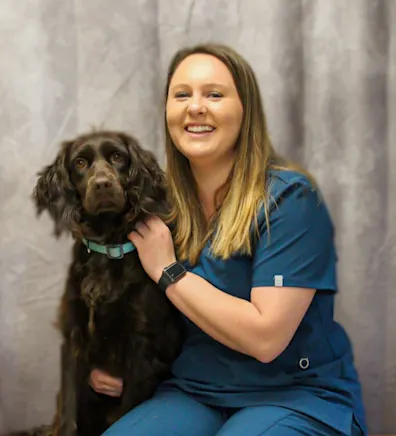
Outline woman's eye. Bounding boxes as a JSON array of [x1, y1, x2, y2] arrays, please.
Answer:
[[111, 152, 125, 163], [75, 158, 88, 169], [208, 92, 223, 99], [175, 92, 189, 99]]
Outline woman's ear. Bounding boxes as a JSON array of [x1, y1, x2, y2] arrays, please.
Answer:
[[32, 140, 80, 236]]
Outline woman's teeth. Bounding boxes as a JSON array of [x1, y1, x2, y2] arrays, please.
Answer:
[[186, 125, 215, 133]]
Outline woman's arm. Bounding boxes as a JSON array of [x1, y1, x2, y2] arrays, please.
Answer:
[[128, 213, 316, 363], [166, 273, 315, 362]]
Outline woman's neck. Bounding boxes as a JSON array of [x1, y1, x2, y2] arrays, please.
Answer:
[[191, 159, 234, 221]]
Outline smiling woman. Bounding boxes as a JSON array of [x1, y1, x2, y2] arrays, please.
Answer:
[[99, 44, 367, 436]]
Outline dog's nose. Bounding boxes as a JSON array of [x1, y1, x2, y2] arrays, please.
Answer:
[[94, 177, 113, 191]]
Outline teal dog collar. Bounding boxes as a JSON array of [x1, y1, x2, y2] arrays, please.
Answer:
[[82, 238, 136, 260]]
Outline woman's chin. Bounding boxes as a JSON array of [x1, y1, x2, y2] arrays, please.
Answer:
[[184, 149, 217, 165], [178, 140, 217, 160]]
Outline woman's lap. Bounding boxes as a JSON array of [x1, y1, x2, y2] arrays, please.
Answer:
[[102, 390, 224, 436], [215, 405, 360, 435], [102, 389, 361, 436]]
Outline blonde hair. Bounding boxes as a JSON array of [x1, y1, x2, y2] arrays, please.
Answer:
[[164, 43, 314, 264]]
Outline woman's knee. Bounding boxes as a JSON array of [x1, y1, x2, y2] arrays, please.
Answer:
[[216, 406, 340, 436]]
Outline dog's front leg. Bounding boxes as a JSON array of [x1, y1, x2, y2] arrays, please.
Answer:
[[53, 340, 79, 436], [107, 348, 166, 426], [105, 379, 142, 427]]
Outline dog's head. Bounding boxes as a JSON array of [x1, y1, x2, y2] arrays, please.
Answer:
[[33, 130, 166, 238]]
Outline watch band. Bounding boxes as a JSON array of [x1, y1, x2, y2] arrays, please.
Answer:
[[158, 271, 172, 292]]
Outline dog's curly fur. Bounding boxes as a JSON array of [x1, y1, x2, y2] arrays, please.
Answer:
[[8, 131, 184, 436]]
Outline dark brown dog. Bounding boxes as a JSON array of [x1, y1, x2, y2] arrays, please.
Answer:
[[11, 131, 183, 436]]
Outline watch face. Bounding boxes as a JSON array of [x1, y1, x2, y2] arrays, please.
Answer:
[[166, 262, 186, 279]]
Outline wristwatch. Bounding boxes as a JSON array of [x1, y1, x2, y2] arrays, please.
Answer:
[[158, 262, 187, 292]]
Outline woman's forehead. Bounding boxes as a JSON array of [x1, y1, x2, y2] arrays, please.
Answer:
[[170, 54, 235, 88]]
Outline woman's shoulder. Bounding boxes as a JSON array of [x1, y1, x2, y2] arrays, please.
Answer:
[[267, 169, 313, 191], [253, 169, 335, 256], [256, 168, 333, 233], [265, 169, 318, 210]]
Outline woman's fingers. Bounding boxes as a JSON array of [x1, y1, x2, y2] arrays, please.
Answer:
[[97, 386, 123, 397], [95, 370, 123, 389], [89, 368, 123, 397]]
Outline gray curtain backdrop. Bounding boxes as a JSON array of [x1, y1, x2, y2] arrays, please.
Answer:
[[0, 0, 394, 433]]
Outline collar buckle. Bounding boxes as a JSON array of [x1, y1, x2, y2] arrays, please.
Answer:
[[105, 244, 124, 259]]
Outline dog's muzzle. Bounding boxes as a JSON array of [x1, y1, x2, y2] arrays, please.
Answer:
[[84, 175, 126, 214]]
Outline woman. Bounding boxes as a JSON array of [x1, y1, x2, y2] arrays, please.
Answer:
[[93, 43, 367, 435]]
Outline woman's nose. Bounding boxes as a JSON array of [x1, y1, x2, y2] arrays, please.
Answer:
[[187, 99, 206, 115]]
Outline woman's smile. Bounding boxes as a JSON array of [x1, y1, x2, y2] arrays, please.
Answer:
[[184, 123, 216, 138]]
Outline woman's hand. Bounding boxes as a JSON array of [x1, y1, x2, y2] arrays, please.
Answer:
[[89, 368, 123, 397], [128, 216, 177, 283]]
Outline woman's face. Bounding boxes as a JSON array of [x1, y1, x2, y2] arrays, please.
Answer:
[[166, 54, 243, 168]]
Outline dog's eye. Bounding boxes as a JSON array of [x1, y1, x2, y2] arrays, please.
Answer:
[[111, 152, 125, 164], [75, 158, 88, 169]]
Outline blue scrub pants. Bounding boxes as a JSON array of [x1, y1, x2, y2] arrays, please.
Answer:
[[102, 389, 362, 436]]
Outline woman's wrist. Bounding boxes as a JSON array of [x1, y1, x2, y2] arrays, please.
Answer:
[[165, 271, 191, 297]]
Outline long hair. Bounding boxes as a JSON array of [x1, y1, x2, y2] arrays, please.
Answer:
[[164, 43, 314, 264]]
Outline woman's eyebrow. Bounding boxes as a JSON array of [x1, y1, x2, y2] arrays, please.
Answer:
[[169, 82, 228, 91]]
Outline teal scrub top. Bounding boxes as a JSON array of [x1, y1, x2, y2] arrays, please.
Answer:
[[159, 170, 367, 436]]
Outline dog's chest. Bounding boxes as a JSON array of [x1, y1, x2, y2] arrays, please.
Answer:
[[86, 293, 132, 371], [78, 253, 144, 306], [73, 253, 147, 351]]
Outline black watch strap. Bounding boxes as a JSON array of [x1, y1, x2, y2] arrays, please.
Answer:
[[158, 262, 187, 292]]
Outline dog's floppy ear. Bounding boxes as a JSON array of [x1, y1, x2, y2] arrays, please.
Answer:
[[32, 140, 80, 237], [118, 133, 167, 216]]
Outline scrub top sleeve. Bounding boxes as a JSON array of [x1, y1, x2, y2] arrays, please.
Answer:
[[252, 181, 338, 293]]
